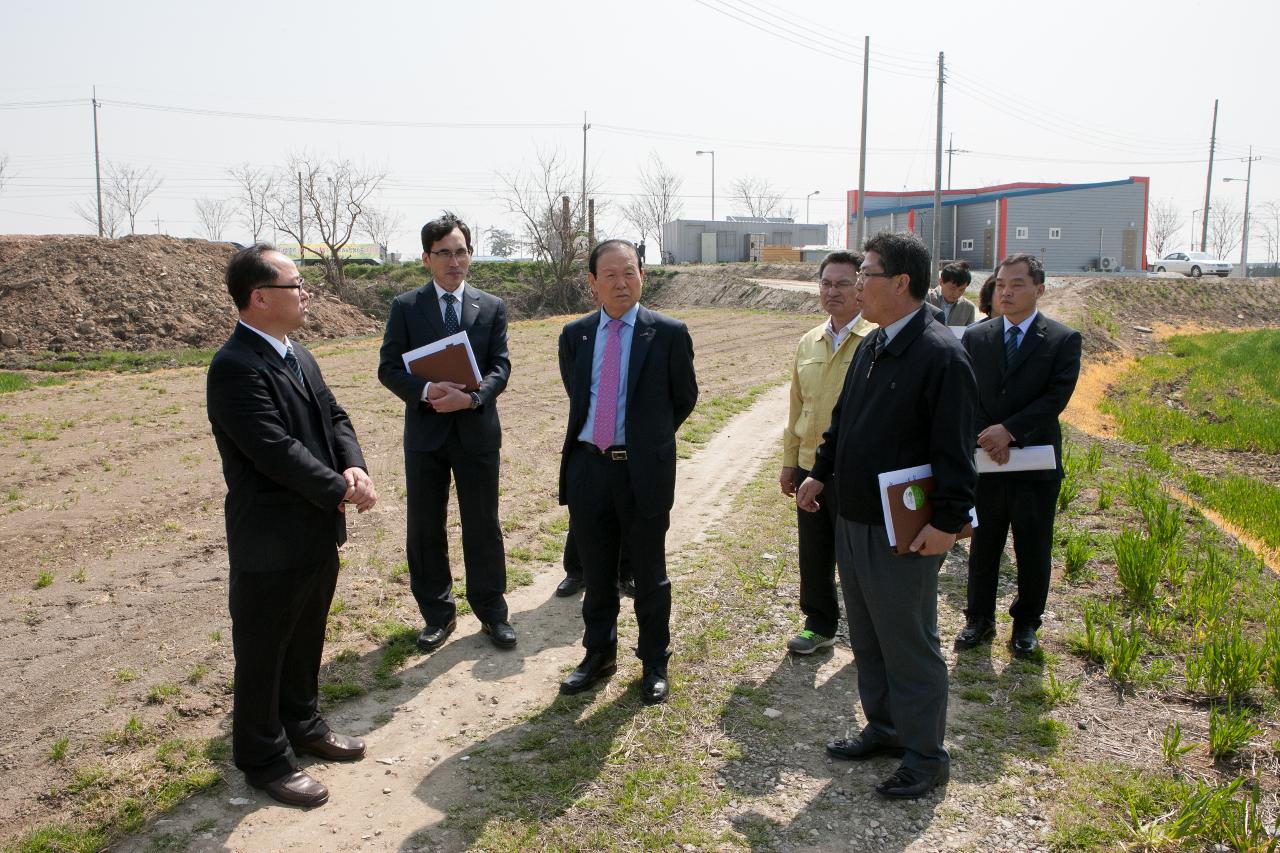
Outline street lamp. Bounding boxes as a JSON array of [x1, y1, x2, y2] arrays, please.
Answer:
[[1223, 147, 1258, 278], [1190, 207, 1207, 252], [806, 190, 820, 223], [696, 150, 715, 220]]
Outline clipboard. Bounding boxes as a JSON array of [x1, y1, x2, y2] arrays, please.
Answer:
[[401, 331, 483, 392], [878, 464, 976, 555]]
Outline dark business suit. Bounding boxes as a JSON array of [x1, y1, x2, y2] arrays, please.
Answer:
[[378, 283, 511, 628], [207, 323, 366, 786], [557, 306, 697, 662], [808, 305, 976, 778], [962, 312, 1081, 631]]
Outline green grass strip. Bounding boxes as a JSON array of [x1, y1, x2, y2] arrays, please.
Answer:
[[1182, 470, 1280, 550], [1101, 329, 1280, 453]]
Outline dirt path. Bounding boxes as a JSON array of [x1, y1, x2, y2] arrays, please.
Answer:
[[116, 382, 794, 852]]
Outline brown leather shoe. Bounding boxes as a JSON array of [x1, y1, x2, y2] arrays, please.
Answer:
[[293, 731, 366, 762], [256, 770, 329, 808]]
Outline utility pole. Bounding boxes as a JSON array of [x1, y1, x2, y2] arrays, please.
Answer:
[[581, 111, 590, 228], [945, 132, 970, 191], [855, 35, 870, 248], [588, 198, 596, 247], [1200, 99, 1218, 252], [696, 150, 716, 219], [1224, 147, 1261, 277], [154, 214, 162, 234], [931, 51, 944, 268], [92, 85, 104, 237]]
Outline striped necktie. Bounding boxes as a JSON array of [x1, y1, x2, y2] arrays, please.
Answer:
[[284, 345, 305, 386], [1005, 325, 1022, 364]]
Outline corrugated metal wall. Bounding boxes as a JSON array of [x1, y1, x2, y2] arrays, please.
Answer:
[[662, 220, 828, 263], [1003, 183, 1146, 271]]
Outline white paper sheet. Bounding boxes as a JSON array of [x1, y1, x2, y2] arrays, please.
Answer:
[[401, 330, 482, 386], [974, 444, 1057, 474]]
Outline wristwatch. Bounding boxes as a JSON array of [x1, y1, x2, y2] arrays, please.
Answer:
[[469, 392, 481, 410]]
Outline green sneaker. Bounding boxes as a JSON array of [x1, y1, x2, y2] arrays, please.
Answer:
[[788, 629, 836, 655]]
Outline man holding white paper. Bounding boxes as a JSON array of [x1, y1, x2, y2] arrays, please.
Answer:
[[796, 231, 976, 800], [377, 213, 516, 653], [956, 253, 1081, 657]]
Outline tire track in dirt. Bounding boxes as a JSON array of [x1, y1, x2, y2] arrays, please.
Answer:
[[115, 384, 793, 852]]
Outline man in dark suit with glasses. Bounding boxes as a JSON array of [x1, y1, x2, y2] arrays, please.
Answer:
[[207, 244, 377, 807], [378, 213, 516, 654]]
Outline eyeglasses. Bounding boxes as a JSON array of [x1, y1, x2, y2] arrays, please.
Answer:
[[856, 270, 896, 281], [818, 280, 856, 290], [429, 248, 472, 260], [257, 277, 315, 291]]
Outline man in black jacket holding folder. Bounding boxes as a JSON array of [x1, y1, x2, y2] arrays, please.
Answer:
[[797, 231, 976, 800], [378, 213, 516, 653], [955, 253, 1081, 657]]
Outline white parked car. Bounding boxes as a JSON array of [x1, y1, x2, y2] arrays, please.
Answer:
[[1152, 251, 1232, 278]]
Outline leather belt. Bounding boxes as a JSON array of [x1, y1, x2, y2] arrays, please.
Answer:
[[579, 441, 628, 461]]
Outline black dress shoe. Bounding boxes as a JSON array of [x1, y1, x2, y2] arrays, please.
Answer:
[[954, 619, 996, 650], [555, 575, 583, 597], [640, 661, 669, 705], [293, 731, 365, 762], [560, 648, 617, 694], [1011, 625, 1040, 657], [254, 770, 329, 808], [826, 735, 905, 761], [875, 764, 949, 799], [617, 578, 637, 599], [417, 618, 457, 652], [482, 621, 518, 649]]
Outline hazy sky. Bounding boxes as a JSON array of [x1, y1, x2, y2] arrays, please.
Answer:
[[2, 0, 1277, 260]]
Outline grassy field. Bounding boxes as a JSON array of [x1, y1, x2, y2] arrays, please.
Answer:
[[1102, 329, 1280, 453], [1100, 328, 1280, 556]]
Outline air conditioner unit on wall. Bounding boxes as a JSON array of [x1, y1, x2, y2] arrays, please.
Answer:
[[1099, 256, 1118, 271]]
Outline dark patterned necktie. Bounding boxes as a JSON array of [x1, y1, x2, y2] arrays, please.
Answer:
[[284, 345, 305, 386], [443, 292, 460, 335], [872, 328, 887, 360], [1005, 325, 1021, 364]]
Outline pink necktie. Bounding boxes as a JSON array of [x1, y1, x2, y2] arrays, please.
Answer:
[[592, 319, 623, 449]]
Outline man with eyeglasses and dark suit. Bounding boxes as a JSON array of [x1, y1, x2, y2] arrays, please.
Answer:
[[207, 244, 378, 807], [378, 212, 516, 654]]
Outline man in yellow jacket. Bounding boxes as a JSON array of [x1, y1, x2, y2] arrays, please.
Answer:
[[780, 251, 876, 654]]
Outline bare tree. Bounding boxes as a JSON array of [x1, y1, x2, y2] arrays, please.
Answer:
[[360, 206, 404, 261], [228, 164, 276, 244], [1207, 198, 1243, 260], [264, 154, 387, 288], [1147, 199, 1184, 260], [497, 149, 609, 313], [622, 152, 684, 258], [730, 176, 791, 219], [194, 198, 235, 241], [104, 162, 163, 233], [1256, 201, 1280, 264], [0, 154, 8, 196], [72, 196, 124, 238]]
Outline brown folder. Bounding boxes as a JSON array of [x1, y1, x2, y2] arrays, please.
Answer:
[[404, 343, 481, 392], [885, 476, 973, 556]]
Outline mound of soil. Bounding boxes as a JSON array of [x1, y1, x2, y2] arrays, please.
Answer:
[[0, 235, 381, 364], [649, 268, 819, 314]]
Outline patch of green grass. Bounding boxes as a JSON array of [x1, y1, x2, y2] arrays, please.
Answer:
[[319, 679, 366, 703], [146, 683, 181, 704], [1181, 470, 1280, 550], [33, 569, 53, 589], [27, 348, 218, 374], [185, 665, 207, 685], [114, 668, 139, 684], [0, 371, 67, 394], [677, 383, 778, 454], [49, 736, 69, 761], [1100, 328, 1280, 453]]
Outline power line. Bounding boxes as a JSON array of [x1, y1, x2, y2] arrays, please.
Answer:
[[97, 99, 577, 130]]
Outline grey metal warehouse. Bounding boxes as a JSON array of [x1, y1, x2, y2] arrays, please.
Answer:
[[846, 177, 1150, 272], [661, 218, 828, 264]]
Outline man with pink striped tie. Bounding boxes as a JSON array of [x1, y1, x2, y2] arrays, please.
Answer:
[[556, 239, 698, 705]]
